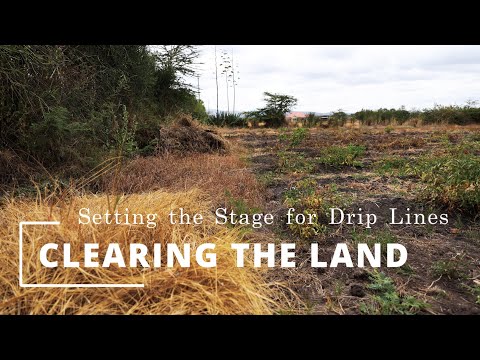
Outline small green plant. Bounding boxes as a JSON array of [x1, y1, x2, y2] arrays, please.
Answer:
[[225, 190, 261, 218], [257, 171, 276, 187], [374, 156, 410, 176], [462, 284, 480, 304], [385, 126, 394, 134], [317, 144, 365, 168], [333, 280, 345, 297], [431, 255, 468, 280], [278, 151, 316, 173], [290, 128, 309, 147], [360, 271, 428, 315], [396, 263, 415, 276], [284, 178, 317, 206], [278, 127, 309, 148], [284, 181, 352, 239]]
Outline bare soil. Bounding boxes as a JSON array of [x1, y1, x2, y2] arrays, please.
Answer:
[[222, 126, 480, 314]]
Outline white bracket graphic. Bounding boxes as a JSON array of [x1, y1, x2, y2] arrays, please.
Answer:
[[19, 221, 144, 288]]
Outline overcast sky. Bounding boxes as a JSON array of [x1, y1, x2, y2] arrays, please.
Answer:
[[187, 45, 480, 114]]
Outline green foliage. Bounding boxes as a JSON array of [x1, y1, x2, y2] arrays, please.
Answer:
[[303, 113, 321, 127], [352, 103, 480, 126], [354, 107, 413, 126], [284, 181, 352, 239], [360, 271, 428, 315], [422, 104, 480, 125], [385, 125, 394, 133], [431, 255, 468, 280], [206, 111, 245, 127], [406, 153, 480, 213], [257, 171, 276, 187], [278, 151, 316, 174], [0, 45, 203, 178], [192, 101, 207, 123], [224, 190, 261, 228], [279, 127, 309, 148], [329, 110, 349, 127], [374, 156, 410, 176], [246, 92, 297, 127], [317, 145, 366, 168]]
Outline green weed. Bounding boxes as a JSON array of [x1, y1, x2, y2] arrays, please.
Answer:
[[374, 156, 410, 176], [317, 144, 365, 168], [278, 151, 316, 174], [257, 171, 277, 187], [406, 153, 480, 213], [279, 127, 309, 148], [360, 271, 428, 315], [431, 255, 469, 280], [284, 181, 352, 239]]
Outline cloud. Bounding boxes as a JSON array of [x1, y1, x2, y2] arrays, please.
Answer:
[[190, 45, 480, 113]]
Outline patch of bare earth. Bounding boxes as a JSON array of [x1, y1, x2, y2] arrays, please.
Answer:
[[225, 126, 480, 314]]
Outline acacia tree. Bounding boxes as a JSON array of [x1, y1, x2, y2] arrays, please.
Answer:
[[152, 45, 202, 115], [246, 92, 298, 127]]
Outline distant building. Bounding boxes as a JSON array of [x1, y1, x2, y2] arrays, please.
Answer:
[[285, 111, 307, 121]]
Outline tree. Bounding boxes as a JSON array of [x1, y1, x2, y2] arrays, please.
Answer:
[[152, 45, 201, 115], [330, 109, 348, 126], [246, 92, 298, 127]]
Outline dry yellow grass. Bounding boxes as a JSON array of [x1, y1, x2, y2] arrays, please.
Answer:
[[101, 154, 264, 208], [0, 189, 279, 314]]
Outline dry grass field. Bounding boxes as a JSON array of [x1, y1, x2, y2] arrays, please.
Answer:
[[1, 122, 479, 314]]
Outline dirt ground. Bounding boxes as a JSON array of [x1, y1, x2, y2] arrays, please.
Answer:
[[220, 125, 480, 314]]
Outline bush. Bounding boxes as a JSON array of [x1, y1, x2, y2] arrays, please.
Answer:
[[352, 104, 480, 126], [422, 104, 480, 125]]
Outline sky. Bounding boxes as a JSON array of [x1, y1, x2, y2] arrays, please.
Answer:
[[185, 45, 480, 114]]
